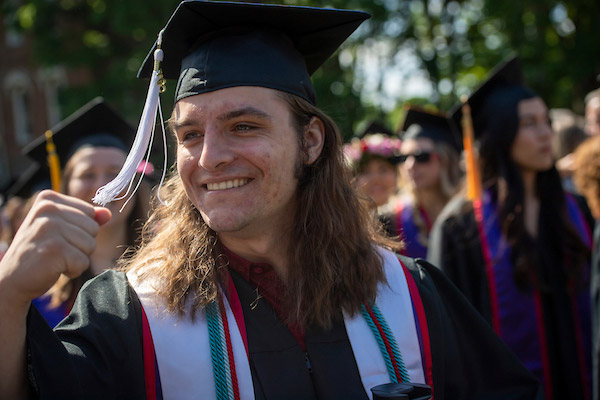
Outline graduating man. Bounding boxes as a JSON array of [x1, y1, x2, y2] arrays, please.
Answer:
[[0, 2, 540, 399]]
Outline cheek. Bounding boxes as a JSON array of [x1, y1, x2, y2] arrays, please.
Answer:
[[382, 170, 397, 186], [510, 136, 530, 163], [176, 150, 196, 178], [67, 179, 90, 196]]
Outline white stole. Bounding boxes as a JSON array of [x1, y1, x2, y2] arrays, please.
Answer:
[[128, 247, 425, 400]]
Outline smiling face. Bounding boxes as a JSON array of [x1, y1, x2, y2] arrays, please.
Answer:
[[173, 86, 303, 240], [356, 158, 397, 207], [511, 97, 554, 173]]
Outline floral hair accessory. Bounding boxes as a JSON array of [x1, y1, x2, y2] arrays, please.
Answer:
[[343, 133, 402, 169]]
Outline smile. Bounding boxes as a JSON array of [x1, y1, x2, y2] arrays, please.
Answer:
[[206, 178, 250, 191]]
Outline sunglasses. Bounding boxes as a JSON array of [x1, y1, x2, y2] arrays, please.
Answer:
[[398, 151, 436, 164]]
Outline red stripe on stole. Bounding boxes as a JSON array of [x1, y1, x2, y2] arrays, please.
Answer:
[[400, 260, 435, 399], [472, 199, 502, 335], [141, 306, 157, 400], [227, 271, 249, 357], [570, 292, 591, 400], [532, 291, 553, 400]]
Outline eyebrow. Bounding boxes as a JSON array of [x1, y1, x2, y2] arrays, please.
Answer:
[[171, 106, 272, 132], [216, 106, 272, 123]]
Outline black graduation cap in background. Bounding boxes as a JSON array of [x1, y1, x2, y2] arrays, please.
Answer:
[[3, 162, 51, 201], [137, 0, 370, 105], [449, 55, 524, 139], [22, 97, 135, 170], [356, 120, 394, 139], [400, 106, 461, 152]]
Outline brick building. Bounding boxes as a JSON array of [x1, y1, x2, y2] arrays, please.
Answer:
[[0, 17, 70, 191]]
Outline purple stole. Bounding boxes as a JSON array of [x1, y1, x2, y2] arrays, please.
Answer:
[[474, 190, 592, 400], [32, 296, 69, 328], [394, 201, 430, 260]]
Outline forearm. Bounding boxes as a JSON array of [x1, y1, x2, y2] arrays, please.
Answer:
[[0, 291, 31, 399]]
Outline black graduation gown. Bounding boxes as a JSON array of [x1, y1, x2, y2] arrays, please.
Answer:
[[26, 257, 540, 399], [428, 195, 593, 400]]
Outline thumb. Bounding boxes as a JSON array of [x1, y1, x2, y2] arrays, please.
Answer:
[[94, 207, 112, 226]]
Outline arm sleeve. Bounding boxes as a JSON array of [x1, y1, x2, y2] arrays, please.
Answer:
[[402, 257, 542, 400], [26, 270, 147, 400]]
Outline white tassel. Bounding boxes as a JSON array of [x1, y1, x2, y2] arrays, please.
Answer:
[[93, 31, 167, 207]]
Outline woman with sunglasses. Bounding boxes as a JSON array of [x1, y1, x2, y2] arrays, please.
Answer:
[[428, 57, 594, 400], [381, 106, 461, 259]]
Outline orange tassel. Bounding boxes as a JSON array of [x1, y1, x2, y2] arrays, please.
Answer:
[[45, 130, 61, 192], [461, 96, 482, 201]]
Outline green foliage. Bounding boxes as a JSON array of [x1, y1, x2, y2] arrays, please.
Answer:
[[4, 0, 600, 145]]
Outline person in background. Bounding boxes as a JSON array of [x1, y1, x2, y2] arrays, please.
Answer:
[[585, 88, 600, 137], [573, 135, 600, 221], [551, 108, 587, 192], [572, 136, 600, 400], [0, 197, 24, 260], [0, 2, 540, 399], [23, 97, 152, 328], [343, 132, 402, 211], [381, 106, 461, 259], [429, 55, 593, 400], [0, 163, 49, 260]]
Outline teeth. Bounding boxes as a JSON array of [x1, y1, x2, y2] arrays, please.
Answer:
[[207, 179, 249, 191]]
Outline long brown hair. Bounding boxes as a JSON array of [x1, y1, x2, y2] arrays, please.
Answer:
[[125, 92, 400, 329]]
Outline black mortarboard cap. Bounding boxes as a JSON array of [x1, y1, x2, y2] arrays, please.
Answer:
[[357, 120, 394, 139], [3, 162, 51, 200], [450, 55, 526, 139], [22, 97, 135, 169], [137, 0, 370, 105], [401, 106, 461, 151]]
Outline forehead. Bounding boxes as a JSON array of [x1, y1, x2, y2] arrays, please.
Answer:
[[68, 146, 127, 167], [517, 96, 546, 115], [401, 137, 435, 152], [587, 97, 600, 111], [172, 86, 289, 122]]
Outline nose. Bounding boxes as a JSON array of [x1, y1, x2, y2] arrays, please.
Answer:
[[538, 121, 553, 140], [198, 127, 235, 171], [403, 156, 416, 169]]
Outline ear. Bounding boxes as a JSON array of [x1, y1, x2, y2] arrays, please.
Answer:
[[303, 117, 325, 165]]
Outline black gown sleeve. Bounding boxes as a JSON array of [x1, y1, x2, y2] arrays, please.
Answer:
[[400, 256, 542, 400], [26, 270, 146, 400], [427, 197, 494, 323]]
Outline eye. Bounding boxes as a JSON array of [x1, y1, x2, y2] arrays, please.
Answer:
[[180, 130, 203, 143], [519, 118, 536, 128], [71, 171, 95, 182], [234, 123, 255, 132]]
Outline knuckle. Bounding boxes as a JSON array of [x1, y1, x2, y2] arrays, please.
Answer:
[[36, 189, 57, 201], [36, 199, 59, 216], [66, 252, 90, 275]]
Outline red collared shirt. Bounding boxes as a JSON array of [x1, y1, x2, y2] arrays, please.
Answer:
[[223, 247, 306, 350]]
